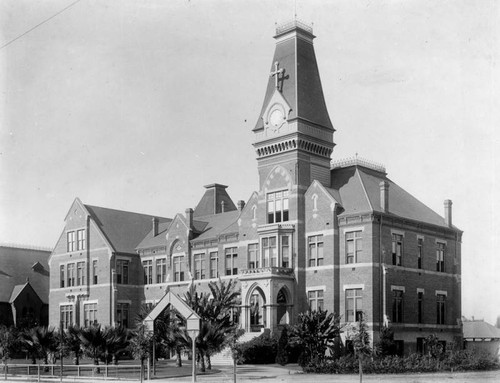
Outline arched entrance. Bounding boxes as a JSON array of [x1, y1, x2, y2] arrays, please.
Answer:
[[249, 287, 266, 332], [276, 287, 290, 327]]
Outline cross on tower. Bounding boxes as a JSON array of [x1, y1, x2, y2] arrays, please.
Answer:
[[270, 61, 284, 90]]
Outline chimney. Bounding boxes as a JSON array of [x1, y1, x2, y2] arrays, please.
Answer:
[[380, 181, 389, 213], [185, 208, 193, 229], [237, 200, 245, 211], [444, 199, 453, 227], [152, 217, 159, 236]]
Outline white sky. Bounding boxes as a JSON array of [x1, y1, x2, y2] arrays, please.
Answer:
[[1, 0, 499, 323]]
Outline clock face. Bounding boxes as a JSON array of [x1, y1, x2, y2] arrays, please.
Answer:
[[269, 109, 284, 130]]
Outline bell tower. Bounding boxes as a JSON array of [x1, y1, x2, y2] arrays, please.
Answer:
[[253, 20, 335, 190]]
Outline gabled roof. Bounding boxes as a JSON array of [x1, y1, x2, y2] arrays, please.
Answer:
[[9, 282, 42, 304], [84, 204, 171, 254], [463, 320, 500, 340], [331, 165, 454, 229], [192, 210, 240, 242], [254, 22, 333, 132], [135, 220, 173, 250], [0, 246, 50, 304]]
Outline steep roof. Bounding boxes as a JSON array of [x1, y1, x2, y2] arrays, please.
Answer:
[[331, 164, 453, 229], [463, 320, 500, 340], [192, 211, 240, 242], [254, 21, 333, 132], [84, 204, 171, 254], [0, 246, 50, 304], [194, 184, 237, 217], [135, 220, 173, 250]]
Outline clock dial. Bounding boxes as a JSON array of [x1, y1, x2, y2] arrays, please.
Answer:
[[269, 109, 284, 129]]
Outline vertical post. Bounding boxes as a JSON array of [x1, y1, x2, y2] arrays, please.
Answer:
[[192, 335, 196, 383], [147, 357, 150, 381], [60, 322, 63, 383], [37, 364, 40, 383], [152, 338, 156, 376], [233, 356, 237, 383]]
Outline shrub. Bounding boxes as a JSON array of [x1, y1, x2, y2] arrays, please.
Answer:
[[234, 332, 277, 364], [275, 327, 289, 365]]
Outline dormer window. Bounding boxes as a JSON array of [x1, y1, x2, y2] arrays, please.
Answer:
[[267, 190, 289, 223]]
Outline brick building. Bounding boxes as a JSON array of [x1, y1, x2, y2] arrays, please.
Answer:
[[49, 21, 462, 354]]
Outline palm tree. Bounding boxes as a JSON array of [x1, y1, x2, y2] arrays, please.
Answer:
[[0, 325, 17, 364], [154, 308, 189, 367], [102, 326, 130, 365], [26, 327, 58, 371], [128, 324, 153, 383], [65, 325, 82, 365], [79, 325, 106, 373]]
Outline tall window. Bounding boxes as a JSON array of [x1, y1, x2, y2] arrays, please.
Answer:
[[60, 265, 65, 288], [210, 251, 218, 278], [76, 262, 85, 286], [267, 190, 289, 223], [436, 243, 445, 272], [116, 303, 129, 328], [173, 255, 185, 282], [77, 229, 86, 250], [116, 260, 129, 284], [417, 238, 423, 269], [92, 260, 98, 284], [392, 234, 403, 266], [194, 253, 205, 280], [346, 231, 362, 264], [67, 231, 75, 252], [143, 260, 153, 284], [248, 244, 259, 269], [436, 294, 446, 324], [84, 303, 97, 327], [60, 305, 73, 329], [262, 237, 277, 267], [67, 263, 75, 287], [225, 247, 238, 276], [308, 235, 324, 267], [281, 236, 290, 268], [346, 288, 363, 322], [308, 290, 324, 311], [250, 292, 265, 329], [417, 292, 424, 323], [392, 289, 404, 323], [156, 258, 167, 283]]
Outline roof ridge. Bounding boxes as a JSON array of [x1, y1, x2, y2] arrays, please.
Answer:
[[85, 204, 171, 221], [355, 168, 374, 212]]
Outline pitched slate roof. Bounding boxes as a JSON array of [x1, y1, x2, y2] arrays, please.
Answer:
[[0, 246, 50, 304], [254, 23, 333, 132], [135, 220, 173, 250], [463, 320, 500, 340], [9, 282, 42, 304], [84, 204, 171, 254], [192, 211, 240, 242], [194, 184, 237, 217], [331, 165, 452, 229]]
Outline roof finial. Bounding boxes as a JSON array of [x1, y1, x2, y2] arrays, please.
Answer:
[[294, 0, 297, 20]]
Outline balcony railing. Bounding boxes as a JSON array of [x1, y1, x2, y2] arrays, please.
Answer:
[[240, 266, 294, 277]]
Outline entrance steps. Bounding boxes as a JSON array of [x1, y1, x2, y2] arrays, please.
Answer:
[[210, 330, 264, 366]]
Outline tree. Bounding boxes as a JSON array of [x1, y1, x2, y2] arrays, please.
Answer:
[[375, 325, 396, 357], [184, 279, 241, 371], [102, 326, 130, 365], [25, 327, 58, 371], [65, 325, 82, 365], [290, 308, 343, 366], [154, 307, 190, 367], [347, 314, 372, 383], [275, 327, 289, 365], [128, 325, 153, 383], [0, 326, 17, 364], [79, 325, 106, 372]]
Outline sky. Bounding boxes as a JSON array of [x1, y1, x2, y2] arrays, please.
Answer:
[[0, 0, 498, 323]]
